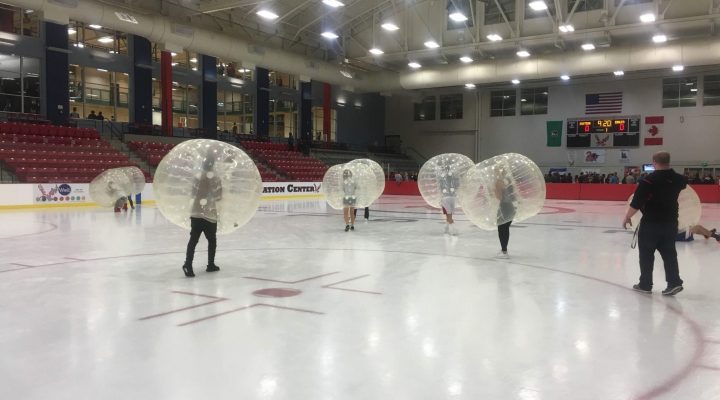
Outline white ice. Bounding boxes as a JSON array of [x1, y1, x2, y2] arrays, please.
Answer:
[[1, 196, 719, 400]]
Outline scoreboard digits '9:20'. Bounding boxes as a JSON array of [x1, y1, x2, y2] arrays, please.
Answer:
[[566, 116, 640, 148]]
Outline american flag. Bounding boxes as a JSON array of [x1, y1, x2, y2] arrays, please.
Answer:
[[585, 92, 623, 115]]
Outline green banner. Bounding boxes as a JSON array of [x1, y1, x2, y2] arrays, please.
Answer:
[[546, 120, 563, 147]]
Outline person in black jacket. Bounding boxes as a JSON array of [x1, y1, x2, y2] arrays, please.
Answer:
[[623, 151, 686, 296]]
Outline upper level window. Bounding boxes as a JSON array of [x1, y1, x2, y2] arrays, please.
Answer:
[[662, 77, 697, 108], [520, 87, 548, 115], [490, 90, 516, 117], [414, 96, 436, 121], [485, 0, 515, 24]]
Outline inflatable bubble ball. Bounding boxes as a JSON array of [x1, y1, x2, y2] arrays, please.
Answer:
[[418, 153, 475, 208], [347, 158, 385, 201], [322, 162, 376, 210], [119, 166, 146, 195], [457, 153, 546, 230], [89, 168, 134, 207], [628, 185, 701, 231], [153, 139, 262, 235]]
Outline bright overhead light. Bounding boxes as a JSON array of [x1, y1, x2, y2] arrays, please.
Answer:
[[369, 48, 384, 55], [672, 65, 684, 71], [486, 33, 503, 42], [88, 24, 102, 29], [639, 13, 656, 23], [529, 1, 548, 11], [190, 57, 197, 63], [97, 68, 108, 72], [340, 70, 353, 78], [560, 74, 570, 81], [256, 10, 279, 20], [322, 0, 345, 7], [465, 83, 476, 89], [192, 67, 197, 71], [67, 28, 76, 34], [581, 43, 595, 51], [559, 24, 574, 33], [614, 70, 625, 76], [321, 31, 339, 39], [97, 36, 114, 43], [521, 98, 527, 102], [73, 43, 85, 48], [449, 12, 468, 22], [381, 22, 399, 31], [408, 62, 421, 69], [517, 50, 531, 58], [652, 34, 667, 43], [424, 40, 440, 49], [171, 62, 178, 66], [171, 52, 177, 56], [511, 79, 520, 84], [459, 56, 473, 63], [108, 50, 116, 54], [691, 88, 698, 92]]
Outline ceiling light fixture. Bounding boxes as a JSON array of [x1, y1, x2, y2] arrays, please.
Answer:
[[322, 0, 345, 7], [672, 65, 684, 71], [97, 36, 114, 43], [529, 1, 548, 11], [67, 28, 76, 34], [97, 68, 108, 72], [581, 43, 595, 51], [561, 74, 570, 81], [424, 40, 440, 49], [381, 22, 399, 31], [448, 12, 468, 22], [511, 79, 520, 84], [88, 24, 102, 29], [369, 48, 384, 55], [652, 34, 667, 43], [486, 33, 503, 42], [517, 50, 531, 58], [459, 56, 473, 63], [256, 10, 279, 20], [614, 70, 625, 76], [558, 24, 574, 33], [408, 62, 421, 69], [639, 13, 656, 23], [465, 83, 476, 89], [321, 31, 339, 39], [190, 57, 197, 63]]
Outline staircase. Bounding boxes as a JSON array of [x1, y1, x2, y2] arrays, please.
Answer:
[[0, 164, 17, 183], [106, 138, 154, 178]]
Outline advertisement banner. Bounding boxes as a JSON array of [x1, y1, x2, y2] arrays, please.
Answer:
[[33, 183, 89, 204], [261, 182, 323, 198], [583, 149, 606, 164]]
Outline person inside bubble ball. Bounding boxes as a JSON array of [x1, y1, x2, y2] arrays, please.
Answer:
[[182, 156, 223, 277], [342, 169, 357, 232], [495, 168, 516, 259], [439, 162, 460, 235], [106, 181, 127, 212]]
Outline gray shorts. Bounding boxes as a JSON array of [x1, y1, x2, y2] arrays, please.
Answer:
[[343, 195, 357, 207]]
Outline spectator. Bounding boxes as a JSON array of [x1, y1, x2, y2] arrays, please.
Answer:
[[394, 172, 402, 185], [609, 173, 619, 184], [97, 111, 105, 121], [87, 110, 97, 120], [288, 133, 295, 151], [625, 173, 636, 184], [69, 107, 80, 118], [232, 122, 238, 135], [702, 174, 714, 184]]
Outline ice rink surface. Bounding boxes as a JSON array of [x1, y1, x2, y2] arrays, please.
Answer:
[[1, 195, 719, 400]]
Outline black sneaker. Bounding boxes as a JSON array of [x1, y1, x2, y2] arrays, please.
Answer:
[[345, 225, 350, 232], [182, 264, 195, 278], [206, 264, 220, 273], [662, 285, 683, 296], [632, 284, 651, 294], [350, 225, 354, 231]]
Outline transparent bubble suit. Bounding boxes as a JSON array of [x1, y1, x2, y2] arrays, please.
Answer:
[[153, 139, 262, 235], [322, 161, 376, 210], [628, 185, 701, 231], [347, 158, 385, 201], [119, 166, 146, 194], [418, 153, 474, 208], [458, 153, 546, 230], [89, 167, 134, 207]]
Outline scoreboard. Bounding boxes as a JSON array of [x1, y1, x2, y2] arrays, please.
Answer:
[[566, 116, 640, 148]]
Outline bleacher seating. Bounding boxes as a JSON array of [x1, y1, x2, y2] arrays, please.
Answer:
[[241, 140, 327, 181], [0, 122, 146, 183], [312, 149, 369, 167]]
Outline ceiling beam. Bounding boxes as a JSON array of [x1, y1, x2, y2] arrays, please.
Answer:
[[197, 0, 261, 14]]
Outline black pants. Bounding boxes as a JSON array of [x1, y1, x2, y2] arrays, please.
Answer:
[[353, 207, 370, 219], [127, 195, 134, 208], [638, 221, 683, 289], [498, 221, 512, 252], [185, 217, 217, 266]]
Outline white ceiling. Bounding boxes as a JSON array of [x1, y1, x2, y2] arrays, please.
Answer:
[[111, 0, 720, 74]]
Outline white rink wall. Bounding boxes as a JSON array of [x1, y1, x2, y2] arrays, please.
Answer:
[[0, 182, 323, 208]]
